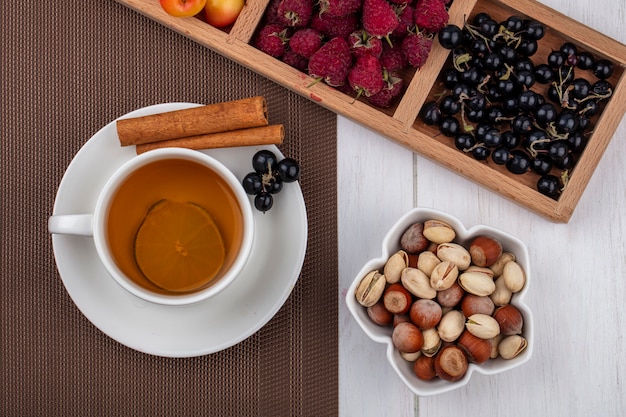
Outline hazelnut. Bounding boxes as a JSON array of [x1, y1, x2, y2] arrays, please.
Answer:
[[400, 222, 429, 253], [461, 294, 495, 317], [414, 355, 437, 381], [392, 322, 424, 353], [367, 301, 393, 326], [423, 219, 456, 244], [410, 299, 442, 330], [469, 236, 503, 267], [393, 313, 411, 327], [434, 345, 468, 382], [493, 304, 524, 335], [436, 281, 465, 308], [383, 283, 412, 315], [457, 330, 491, 364]]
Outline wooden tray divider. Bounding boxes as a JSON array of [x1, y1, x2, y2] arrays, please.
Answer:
[[392, 0, 478, 131], [227, 0, 269, 44]]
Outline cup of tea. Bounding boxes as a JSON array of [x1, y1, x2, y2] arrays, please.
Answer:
[[49, 148, 254, 305]]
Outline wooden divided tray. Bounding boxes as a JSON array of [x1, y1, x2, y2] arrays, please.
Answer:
[[116, 0, 626, 222]]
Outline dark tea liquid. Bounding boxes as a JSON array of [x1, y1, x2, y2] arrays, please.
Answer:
[[106, 158, 243, 294]]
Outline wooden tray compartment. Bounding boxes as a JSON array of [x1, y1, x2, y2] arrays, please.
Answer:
[[116, 0, 626, 222]]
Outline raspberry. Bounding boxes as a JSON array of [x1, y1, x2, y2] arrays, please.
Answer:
[[380, 42, 408, 71], [401, 30, 432, 68], [289, 28, 323, 58], [264, 0, 284, 24], [362, 0, 399, 41], [310, 12, 360, 39], [367, 73, 404, 107], [348, 29, 383, 59], [348, 55, 385, 97], [414, 0, 449, 33], [277, 0, 314, 28], [308, 37, 353, 87], [282, 49, 309, 71], [318, 0, 362, 17], [391, 4, 414, 39], [254, 24, 290, 58]]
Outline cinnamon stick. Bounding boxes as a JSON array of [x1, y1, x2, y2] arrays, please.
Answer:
[[117, 96, 268, 146], [135, 125, 284, 154]]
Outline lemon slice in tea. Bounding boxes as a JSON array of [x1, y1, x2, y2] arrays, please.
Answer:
[[134, 199, 226, 292]]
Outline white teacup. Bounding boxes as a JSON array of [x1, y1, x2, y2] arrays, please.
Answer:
[[49, 148, 254, 305]]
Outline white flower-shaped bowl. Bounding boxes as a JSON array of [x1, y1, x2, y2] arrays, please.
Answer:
[[346, 207, 534, 396]]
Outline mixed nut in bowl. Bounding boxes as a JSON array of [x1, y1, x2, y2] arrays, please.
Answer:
[[346, 208, 533, 396]]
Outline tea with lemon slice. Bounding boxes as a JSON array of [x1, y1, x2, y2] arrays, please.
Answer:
[[106, 158, 244, 294]]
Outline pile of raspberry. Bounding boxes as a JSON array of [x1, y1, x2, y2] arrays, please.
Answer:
[[254, 0, 451, 108]]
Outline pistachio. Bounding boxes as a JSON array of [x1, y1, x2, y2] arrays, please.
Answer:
[[489, 252, 516, 277], [384, 250, 409, 284], [423, 219, 456, 244], [430, 261, 459, 291], [401, 350, 422, 362], [436, 242, 471, 270], [355, 270, 386, 307], [464, 265, 494, 278], [465, 313, 501, 339], [502, 260, 526, 293], [498, 335, 528, 359], [488, 334, 503, 359], [401, 267, 436, 299], [458, 270, 496, 296], [417, 251, 441, 277], [490, 276, 513, 306], [437, 309, 465, 342], [421, 328, 442, 357]]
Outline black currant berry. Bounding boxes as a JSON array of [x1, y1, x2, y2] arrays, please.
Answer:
[[472, 145, 491, 160], [242, 172, 263, 195], [252, 150, 278, 174], [547, 51, 566, 68], [276, 158, 301, 182], [537, 175, 561, 199], [506, 150, 531, 174], [534, 64, 555, 84], [576, 52, 595, 70], [439, 116, 461, 137], [440, 95, 461, 115], [547, 141, 569, 162], [438, 25, 463, 49], [420, 101, 442, 125], [254, 192, 273, 213], [534, 103, 557, 126], [531, 154, 554, 175], [593, 59, 614, 79], [491, 147, 510, 165], [554, 110, 580, 134], [455, 133, 476, 151], [524, 21, 545, 41]]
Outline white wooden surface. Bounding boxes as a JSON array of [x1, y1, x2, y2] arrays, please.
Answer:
[[338, 0, 626, 415]]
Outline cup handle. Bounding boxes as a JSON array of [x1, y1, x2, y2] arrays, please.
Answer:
[[48, 214, 94, 236]]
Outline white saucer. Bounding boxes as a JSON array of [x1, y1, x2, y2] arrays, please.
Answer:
[[51, 103, 308, 357]]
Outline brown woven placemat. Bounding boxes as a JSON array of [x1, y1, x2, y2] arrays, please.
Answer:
[[0, 1, 337, 416]]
